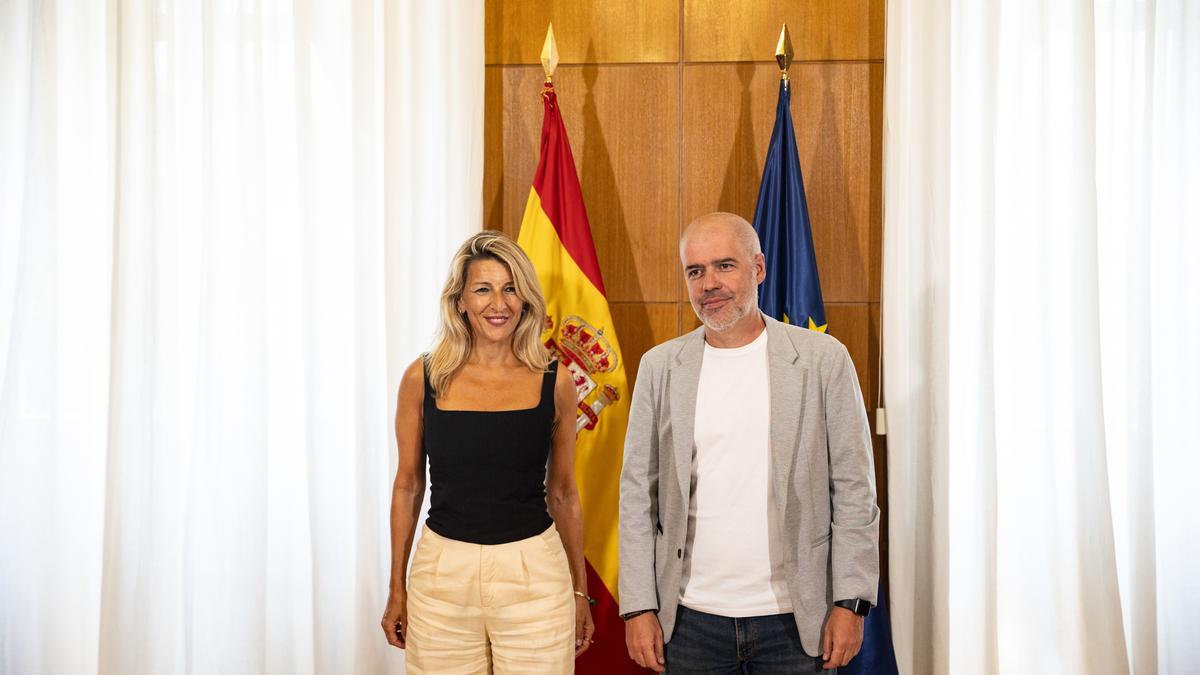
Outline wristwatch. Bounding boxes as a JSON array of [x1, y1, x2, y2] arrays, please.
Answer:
[[834, 599, 872, 617], [621, 609, 654, 621]]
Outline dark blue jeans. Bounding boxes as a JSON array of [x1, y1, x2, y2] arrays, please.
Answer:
[[664, 605, 832, 674]]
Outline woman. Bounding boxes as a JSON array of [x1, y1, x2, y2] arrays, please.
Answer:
[[381, 231, 595, 673]]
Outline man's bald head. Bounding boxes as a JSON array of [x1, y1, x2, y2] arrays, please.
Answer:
[[679, 212, 762, 261]]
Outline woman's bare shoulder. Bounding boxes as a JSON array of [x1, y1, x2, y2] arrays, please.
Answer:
[[399, 356, 426, 398]]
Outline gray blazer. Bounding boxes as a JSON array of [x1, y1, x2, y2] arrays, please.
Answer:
[[618, 314, 880, 656]]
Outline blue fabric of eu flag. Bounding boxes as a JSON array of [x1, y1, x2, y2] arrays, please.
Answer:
[[751, 80, 826, 332]]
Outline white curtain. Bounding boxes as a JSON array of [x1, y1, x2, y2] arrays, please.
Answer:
[[884, 1, 1199, 674], [0, 1, 482, 673]]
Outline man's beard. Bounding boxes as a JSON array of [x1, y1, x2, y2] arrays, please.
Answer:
[[691, 291, 755, 332]]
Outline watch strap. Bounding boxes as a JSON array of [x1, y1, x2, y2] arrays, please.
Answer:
[[834, 598, 871, 616]]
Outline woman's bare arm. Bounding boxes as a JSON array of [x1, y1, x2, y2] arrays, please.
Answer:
[[545, 364, 594, 655], [381, 358, 427, 648]]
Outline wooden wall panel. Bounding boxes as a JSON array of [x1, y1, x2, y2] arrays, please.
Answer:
[[868, 62, 884, 302], [610, 303, 681, 384], [486, 0, 679, 64], [800, 64, 880, 304], [679, 64, 767, 234], [483, 67, 506, 235], [681, 63, 881, 303], [484, 65, 681, 304], [683, 0, 884, 62], [825, 303, 872, 413], [682, 303, 702, 334]]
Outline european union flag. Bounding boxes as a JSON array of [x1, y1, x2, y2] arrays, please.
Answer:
[[752, 80, 826, 332], [753, 80, 899, 675]]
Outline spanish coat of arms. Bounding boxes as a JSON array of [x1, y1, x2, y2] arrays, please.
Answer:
[[544, 315, 621, 433]]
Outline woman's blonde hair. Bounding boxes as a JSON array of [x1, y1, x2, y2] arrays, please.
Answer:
[[426, 231, 551, 397]]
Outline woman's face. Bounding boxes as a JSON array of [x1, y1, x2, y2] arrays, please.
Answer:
[[457, 258, 525, 345]]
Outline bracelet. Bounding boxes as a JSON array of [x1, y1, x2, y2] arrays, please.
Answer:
[[574, 590, 596, 606]]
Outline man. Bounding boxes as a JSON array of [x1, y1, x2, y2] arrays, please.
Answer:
[[619, 212, 879, 673]]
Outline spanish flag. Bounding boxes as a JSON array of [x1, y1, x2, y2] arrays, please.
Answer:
[[517, 82, 636, 673]]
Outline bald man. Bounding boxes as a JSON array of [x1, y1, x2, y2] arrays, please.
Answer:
[[618, 213, 880, 673]]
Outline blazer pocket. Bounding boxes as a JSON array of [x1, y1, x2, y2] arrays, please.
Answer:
[[811, 531, 832, 548]]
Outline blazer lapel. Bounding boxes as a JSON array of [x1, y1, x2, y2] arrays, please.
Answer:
[[668, 328, 705, 501], [765, 316, 803, 514]]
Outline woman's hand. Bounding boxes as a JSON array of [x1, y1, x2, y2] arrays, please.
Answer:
[[381, 590, 408, 649], [574, 595, 595, 657]]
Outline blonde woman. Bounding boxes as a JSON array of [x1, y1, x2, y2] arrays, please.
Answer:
[[381, 231, 595, 673]]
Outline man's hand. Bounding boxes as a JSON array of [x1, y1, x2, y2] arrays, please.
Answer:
[[821, 606, 864, 669], [625, 612, 666, 672]]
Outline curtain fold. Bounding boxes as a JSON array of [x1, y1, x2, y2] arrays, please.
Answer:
[[884, 1, 1199, 673], [0, 1, 482, 673]]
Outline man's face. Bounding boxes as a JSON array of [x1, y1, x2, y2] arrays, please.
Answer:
[[681, 227, 765, 332]]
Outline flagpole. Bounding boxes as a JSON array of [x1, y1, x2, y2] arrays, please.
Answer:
[[776, 24, 794, 90]]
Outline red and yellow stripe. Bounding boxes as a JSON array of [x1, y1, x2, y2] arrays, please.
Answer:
[[518, 83, 638, 673]]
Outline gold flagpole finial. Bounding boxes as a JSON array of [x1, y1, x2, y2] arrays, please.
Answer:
[[541, 23, 559, 83], [776, 24, 794, 83]]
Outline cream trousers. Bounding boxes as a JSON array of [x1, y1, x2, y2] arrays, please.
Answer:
[[405, 524, 575, 674]]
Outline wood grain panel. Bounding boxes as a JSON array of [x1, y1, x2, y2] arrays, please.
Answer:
[[610, 302, 680, 385], [484, 65, 681, 303], [824, 303, 872, 409], [681, 302, 703, 334], [868, 302, 881, 420], [486, 0, 679, 64], [681, 63, 880, 303], [483, 68, 506, 233], [869, 69, 883, 302], [683, 0, 884, 63]]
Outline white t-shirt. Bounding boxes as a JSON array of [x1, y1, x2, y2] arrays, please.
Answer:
[[678, 328, 792, 617]]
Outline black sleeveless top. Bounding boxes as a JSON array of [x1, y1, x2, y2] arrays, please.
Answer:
[[422, 361, 557, 545]]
